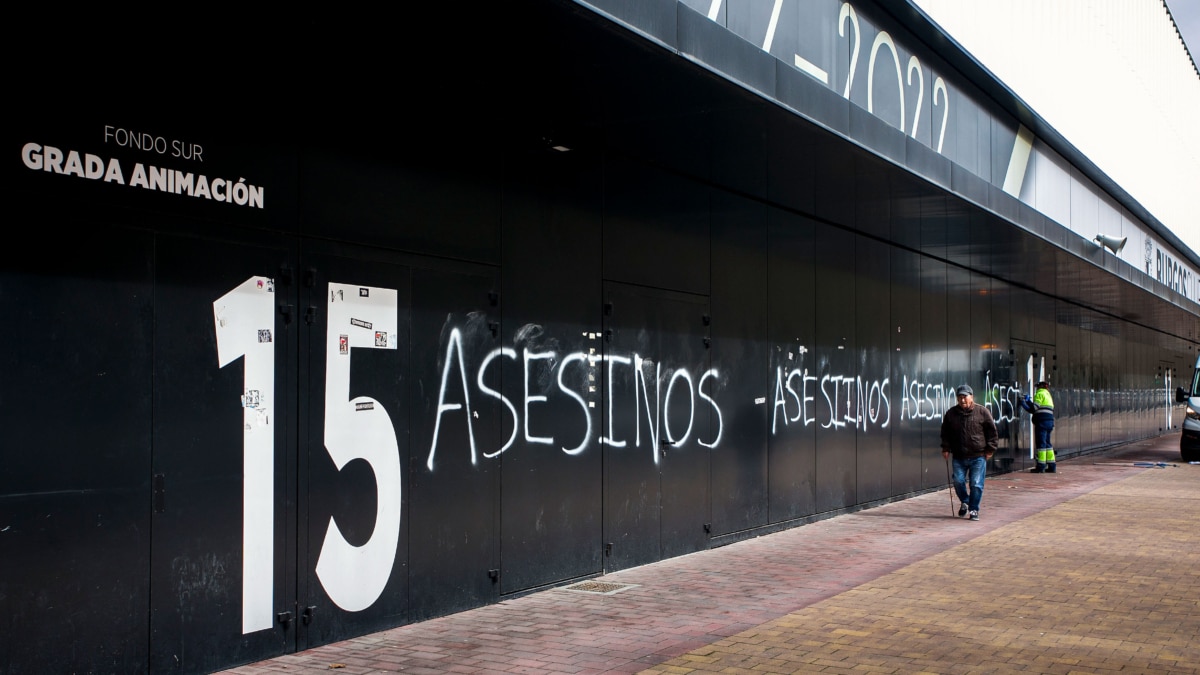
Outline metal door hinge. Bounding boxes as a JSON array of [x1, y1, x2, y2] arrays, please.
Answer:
[[153, 474, 166, 514]]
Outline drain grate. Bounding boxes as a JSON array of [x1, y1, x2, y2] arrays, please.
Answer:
[[560, 580, 638, 595]]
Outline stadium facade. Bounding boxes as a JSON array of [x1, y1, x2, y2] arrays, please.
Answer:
[[5, 1, 1199, 672]]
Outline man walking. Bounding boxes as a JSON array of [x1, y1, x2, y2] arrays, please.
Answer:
[[941, 384, 998, 521]]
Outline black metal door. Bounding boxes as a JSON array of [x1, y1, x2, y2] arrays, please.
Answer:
[[150, 232, 296, 674], [2, 226, 155, 674], [602, 282, 711, 571], [296, 246, 412, 648], [407, 265, 501, 619]]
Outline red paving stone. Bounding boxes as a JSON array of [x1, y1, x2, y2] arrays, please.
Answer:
[[221, 435, 1198, 674]]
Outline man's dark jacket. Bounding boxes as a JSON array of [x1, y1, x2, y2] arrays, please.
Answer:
[[940, 403, 998, 459]]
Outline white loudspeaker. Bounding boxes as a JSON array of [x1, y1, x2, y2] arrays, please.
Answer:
[[1094, 233, 1127, 254]]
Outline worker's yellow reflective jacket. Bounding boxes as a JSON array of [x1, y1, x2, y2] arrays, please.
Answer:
[[1021, 387, 1054, 425]]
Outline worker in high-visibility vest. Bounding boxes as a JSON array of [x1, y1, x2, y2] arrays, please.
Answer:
[[1021, 381, 1056, 473]]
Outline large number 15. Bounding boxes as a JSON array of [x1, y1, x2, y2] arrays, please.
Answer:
[[215, 278, 401, 633]]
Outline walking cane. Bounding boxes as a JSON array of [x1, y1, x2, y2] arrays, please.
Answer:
[[945, 454, 955, 517]]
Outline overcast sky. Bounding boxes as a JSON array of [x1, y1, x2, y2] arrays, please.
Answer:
[[1166, 0, 1200, 57], [914, 1, 1200, 261]]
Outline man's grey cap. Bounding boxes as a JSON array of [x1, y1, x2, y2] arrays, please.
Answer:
[[956, 384, 973, 396]]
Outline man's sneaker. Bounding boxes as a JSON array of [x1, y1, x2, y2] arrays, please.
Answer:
[[969, 510, 979, 521], [958, 503, 968, 517]]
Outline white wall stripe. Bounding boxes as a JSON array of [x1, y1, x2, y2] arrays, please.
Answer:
[[1004, 124, 1035, 197]]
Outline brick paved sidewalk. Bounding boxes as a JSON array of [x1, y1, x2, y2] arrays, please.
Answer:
[[222, 436, 1197, 674]]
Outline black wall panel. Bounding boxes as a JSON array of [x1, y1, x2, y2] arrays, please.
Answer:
[[920, 193, 948, 261], [710, 192, 769, 536], [856, 156, 893, 240], [603, 160, 711, 296], [658, 290, 715, 561], [151, 232, 295, 673], [408, 266, 501, 620], [943, 197, 973, 269], [601, 282, 711, 570], [297, 148, 502, 265], [1097, 331, 1117, 442], [296, 245, 413, 648], [1077, 328, 1095, 450], [709, 99, 771, 203], [890, 173, 925, 251], [990, 278, 1017, 462], [498, 146, 605, 592], [767, 210, 817, 522], [854, 236, 892, 503], [947, 265, 972, 395], [1056, 318, 1077, 453], [970, 272, 1012, 467], [600, 282, 664, 571], [1028, 275, 1059, 346], [602, 41, 713, 179], [1010, 286, 1033, 346], [890, 246, 924, 494], [967, 209, 994, 276], [812, 140, 857, 228], [814, 226, 857, 513], [0, 228, 154, 675], [919, 257, 948, 490], [766, 107, 818, 216]]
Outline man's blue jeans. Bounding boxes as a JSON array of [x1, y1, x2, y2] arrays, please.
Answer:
[[952, 455, 987, 511]]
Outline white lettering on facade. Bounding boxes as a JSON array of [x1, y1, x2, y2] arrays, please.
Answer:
[[21, 141, 262, 209], [104, 125, 203, 162]]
